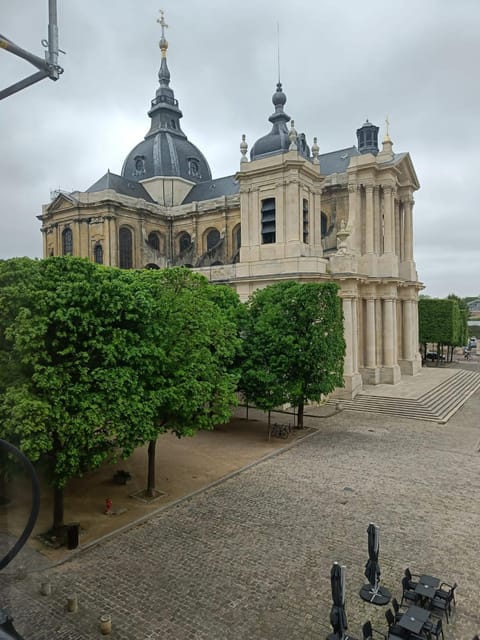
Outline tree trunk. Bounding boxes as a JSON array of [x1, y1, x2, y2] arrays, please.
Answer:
[[267, 410, 271, 441], [297, 400, 305, 429], [53, 485, 64, 533], [147, 439, 157, 497]]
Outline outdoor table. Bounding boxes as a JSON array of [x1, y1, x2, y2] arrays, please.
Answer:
[[415, 574, 440, 604], [419, 574, 440, 588], [398, 605, 430, 635]]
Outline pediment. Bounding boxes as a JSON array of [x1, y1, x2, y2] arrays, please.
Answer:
[[46, 192, 78, 214], [395, 153, 420, 191]]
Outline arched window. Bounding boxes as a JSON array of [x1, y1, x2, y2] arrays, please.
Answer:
[[233, 224, 241, 253], [94, 243, 103, 265], [134, 155, 145, 176], [119, 227, 133, 269], [321, 212, 328, 238], [148, 232, 160, 251], [206, 228, 220, 251], [62, 228, 73, 255], [179, 232, 191, 253], [188, 157, 200, 178]]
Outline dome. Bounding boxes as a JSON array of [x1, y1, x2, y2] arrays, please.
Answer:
[[250, 82, 291, 161], [122, 132, 212, 184], [121, 24, 212, 184]]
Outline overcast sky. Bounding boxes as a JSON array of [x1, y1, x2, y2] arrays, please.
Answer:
[[2, 0, 479, 297]]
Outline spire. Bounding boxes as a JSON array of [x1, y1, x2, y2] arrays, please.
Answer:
[[157, 9, 170, 87], [147, 10, 184, 138]]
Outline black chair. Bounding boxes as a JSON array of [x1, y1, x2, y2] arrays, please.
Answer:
[[435, 581, 457, 612], [429, 594, 450, 623], [391, 597, 407, 623], [405, 567, 420, 590], [362, 620, 386, 639], [423, 616, 444, 640], [385, 609, 408, 639], [400, 576, 420, 607]]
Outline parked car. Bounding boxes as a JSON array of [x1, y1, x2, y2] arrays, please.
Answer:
[[425, 351, 446, 361]]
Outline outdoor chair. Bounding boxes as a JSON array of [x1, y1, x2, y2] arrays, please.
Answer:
[[385, 609, 408, 639], [400, 576, 420, 607], [391, 597, 408, 622], [362, 620, 386, 639], [404, 567, 420, 590], [435, 581, 457, 612], [429, 594, 450, 623], [423, 616, 444, 640]]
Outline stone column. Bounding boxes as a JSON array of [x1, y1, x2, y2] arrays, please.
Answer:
[[347, 184, 358, 251], [404, 198, 414, 261], [365, 298, 376, 367], [365, 184, 374, 254], [373, 186, 381, 254], [383, 186, 394, 254], [337, 293, 363, 397], [394, 198, 401, 257], [342, 296, 354, 377], [312, 188, 322, 249], [402, 300, 414, 360], [383, 298, 394, 367], [104, 217, 112, 266], [274, 181, 284, 244], [285, 178, 300, 244], [110, 216, 118, 267], [352, 297, 359, 373], [380, 296, 401, 383]]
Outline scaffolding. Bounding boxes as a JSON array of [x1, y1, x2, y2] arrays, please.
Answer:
[[0, 0, 64, 100]]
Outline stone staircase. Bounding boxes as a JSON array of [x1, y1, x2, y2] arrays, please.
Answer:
[[330, 369, 480, 423]]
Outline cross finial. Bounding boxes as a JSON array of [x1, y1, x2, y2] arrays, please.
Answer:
[[157, 9, 168, 38], [385, 115, 390, 137]]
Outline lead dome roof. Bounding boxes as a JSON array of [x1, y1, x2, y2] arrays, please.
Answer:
[[121, 24, 211, 184]]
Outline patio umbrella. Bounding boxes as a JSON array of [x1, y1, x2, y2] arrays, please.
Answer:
[[359, 523, 391, 605], [328, 562, 348, 640], [364, 522, 380, 587]]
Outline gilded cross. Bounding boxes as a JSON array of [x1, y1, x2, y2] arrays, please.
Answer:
[[385, 115, 390, 137], [157, 9, 168, 38]]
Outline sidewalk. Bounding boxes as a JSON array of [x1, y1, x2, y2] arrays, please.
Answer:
[[2, 363, 477, 572], [1, 409, 319, 570]]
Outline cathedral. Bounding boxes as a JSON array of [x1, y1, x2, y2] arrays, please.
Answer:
[[38, 14, 422, 397]]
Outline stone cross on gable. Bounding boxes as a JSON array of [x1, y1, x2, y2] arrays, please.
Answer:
[[157, 10, 168, 38]]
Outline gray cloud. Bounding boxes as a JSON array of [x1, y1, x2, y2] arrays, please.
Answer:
[[1, 0, 479, 297]]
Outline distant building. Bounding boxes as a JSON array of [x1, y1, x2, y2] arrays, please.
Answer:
[[467, 299, 480, 314], [38, 16, 422, 397]]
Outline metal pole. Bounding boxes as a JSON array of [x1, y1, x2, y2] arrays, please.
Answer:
[[47, 0, 60, 79], [0, 70, 48, 101]]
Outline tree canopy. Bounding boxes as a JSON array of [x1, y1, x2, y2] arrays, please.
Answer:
[[240, 281, 345, 427]]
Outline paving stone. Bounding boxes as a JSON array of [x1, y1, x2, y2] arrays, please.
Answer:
[[3, 382, 480, 639]]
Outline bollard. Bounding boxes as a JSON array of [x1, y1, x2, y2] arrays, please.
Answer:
[[66, 594, 78, 613], [99, 614, 112, 635], [105, 497, 112, 514], [40, 581, 52, 596]]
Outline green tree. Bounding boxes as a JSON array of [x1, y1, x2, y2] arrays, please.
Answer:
[[130, 268, 241, 497], [241, 281, 345, 429], [0, 257, 154, 532], [419, 296, 467, 363]]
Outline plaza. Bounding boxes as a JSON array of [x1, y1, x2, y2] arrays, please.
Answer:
[[2, 361, 480, 639]]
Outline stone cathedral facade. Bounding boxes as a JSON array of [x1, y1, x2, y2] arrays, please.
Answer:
[[38, 17, 422, 398]]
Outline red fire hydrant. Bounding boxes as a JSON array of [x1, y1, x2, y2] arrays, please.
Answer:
[[105, 497, 112, 515]]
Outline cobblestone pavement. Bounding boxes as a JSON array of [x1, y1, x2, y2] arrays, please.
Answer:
[[2, 382, 480, 639]]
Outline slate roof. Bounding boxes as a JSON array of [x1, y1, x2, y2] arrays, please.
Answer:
[[319, 146, 360, 175], [86, 171, 156, 203], [182, 175, 239, 204]]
